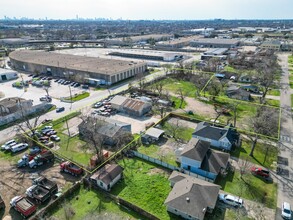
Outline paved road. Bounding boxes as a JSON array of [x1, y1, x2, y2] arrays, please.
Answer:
[[0, 70, 165, 141], [275, 53, 293, 220]]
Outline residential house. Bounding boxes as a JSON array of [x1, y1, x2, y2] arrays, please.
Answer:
[[226, 85, 251, 101], [78, 116, 131, 146], [238, 75, 252, 83], [165, 171, 220, 220], [192, 122, 239, 151], [180, 138, 230, 181], [110, 95, 152, 117], [241, 85, 259, 93], [90, 164, 123, 191]]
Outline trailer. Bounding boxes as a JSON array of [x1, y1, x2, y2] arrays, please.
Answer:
[[32, 176, 58, 195], [10, 196, 36, 218], [26, 185, 51, 203], [60, 161, 83, 176]]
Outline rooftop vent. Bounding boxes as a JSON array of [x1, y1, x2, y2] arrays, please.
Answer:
[[186, 197, 190, 202]]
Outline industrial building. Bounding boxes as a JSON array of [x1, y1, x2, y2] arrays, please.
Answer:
[[0, 68, 18, 82], [155, 36, 200, 49], [259, 40, 281, 51], [190, 38, 240, 48], [108, 50, 184, 62], [200, 48, 228, 60], [9, 50, 147, 85]]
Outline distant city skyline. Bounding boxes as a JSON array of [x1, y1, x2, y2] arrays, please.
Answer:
[[1, 0, 293, 20]]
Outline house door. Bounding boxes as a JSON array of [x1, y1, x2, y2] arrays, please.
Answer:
[[1, 75, 7, 81]]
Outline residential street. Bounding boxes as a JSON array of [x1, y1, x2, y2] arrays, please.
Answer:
[[275, 53, 293, 220]]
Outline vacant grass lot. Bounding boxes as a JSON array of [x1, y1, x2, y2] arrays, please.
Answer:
[[50, 186, 141, 220], [112, 158, 177, 220], [137, 144, 178, 167], [216, 170, 277, 209], [162, 122, 194, 142], [231, 139, 278, 169]]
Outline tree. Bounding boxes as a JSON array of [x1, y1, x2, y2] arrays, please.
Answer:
[[63, 203, 75, 220], [176, 88, 187, 109], [164, 120, 181, 141], [154, 80, 164, 97], [248, 107, 278, 157], [190, 73, 210, 97], [207, 79, 222, 100]]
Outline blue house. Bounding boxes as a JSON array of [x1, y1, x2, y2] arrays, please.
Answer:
[[180, 138, 230, 181], [192, 122, 239, 151]]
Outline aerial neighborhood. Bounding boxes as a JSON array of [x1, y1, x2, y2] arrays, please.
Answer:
[[0, 13, 293, 220]]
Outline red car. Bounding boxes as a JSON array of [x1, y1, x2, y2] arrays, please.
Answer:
[[250, 166, 270, 178]]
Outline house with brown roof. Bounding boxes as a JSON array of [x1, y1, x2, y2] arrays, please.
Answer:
[[110, 95, 152, 117], [180, 138, 230, 181], [90, 164, 123, 191], [165, 171, 220, 220]]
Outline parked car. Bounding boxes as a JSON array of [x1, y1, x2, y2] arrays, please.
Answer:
[[26, 185, 51, 204], [54, 79, 59, 82], [10, 196, 37, 218], [44, 141, 54, 148], [42, 126, 53, 130], [82, 84, 89, 89], [56, 107, 65, 113], [250, 166, 270, 179], [50, 135, 60, 142], [40, 96, 52, 102], [281, 202, 292, 219], [11, 143, 29, 153], [218, 193, 243, 207], [33, 176, 58, 195], [42, 119, 53, 124], [1, 139, 17, 150], [74, 83, 80, 87], [39, 136, 49, 141], [60, 161, 83, 176], [46, 130, 57, 136], [29, 146, 41, 155]]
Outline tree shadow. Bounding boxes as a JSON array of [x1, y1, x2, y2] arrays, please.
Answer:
[[215, 170, 235, 189]]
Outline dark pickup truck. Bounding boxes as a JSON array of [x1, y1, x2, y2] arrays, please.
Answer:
[[26, 185, 50, 203], [33, 176, 58, 195]]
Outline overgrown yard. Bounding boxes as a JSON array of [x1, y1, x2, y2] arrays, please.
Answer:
[[50, 186, 141, 220], [231, 139, 278, 169], [267, 89, 280, 96], [112, 158, 177, 220], [216, 170, 277, 209], [162, 121, 194, 142]]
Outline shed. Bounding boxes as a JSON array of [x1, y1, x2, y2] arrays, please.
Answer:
[[142, 127, 165, 143]]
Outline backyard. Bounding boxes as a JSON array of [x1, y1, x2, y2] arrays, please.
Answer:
[[50, 186, 141, 220], [112, 158, 177, 220]]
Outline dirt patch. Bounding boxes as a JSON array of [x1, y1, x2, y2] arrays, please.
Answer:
[[167, 118, 198, 129], [147, 168, 169, 176], [62, 117, 82, 136], [177, 97, 216, 118]]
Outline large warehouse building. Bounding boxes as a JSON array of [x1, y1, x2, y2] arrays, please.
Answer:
[[190, 38, 240, 48], [9, 50, 147, 85]]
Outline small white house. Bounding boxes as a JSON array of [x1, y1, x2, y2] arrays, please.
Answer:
[[0, 68, 18, 82], [90, 164, 123, 191]]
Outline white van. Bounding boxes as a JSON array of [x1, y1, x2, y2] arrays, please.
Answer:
[[1, 139, 17, 151], [11, 143, 29, 153]]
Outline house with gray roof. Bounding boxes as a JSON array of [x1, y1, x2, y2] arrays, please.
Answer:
[[90, 164, 123, 191], [226, 85, 251, 101], [192, 122, 239, 151], [165, 171, 220, 220], [180, 138, 230, 181]]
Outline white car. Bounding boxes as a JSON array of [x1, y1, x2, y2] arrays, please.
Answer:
[[1, 139, 17, 150], [218, 193, 243, 207], [11, 143, 29, 153], [281, 202, 292, 219], [50, 135, 60, 142]]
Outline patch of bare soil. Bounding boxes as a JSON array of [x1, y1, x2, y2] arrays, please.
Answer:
[[62, 117, 82, 136], [176, 97, 216, 118], [147, 168, 169, 176]]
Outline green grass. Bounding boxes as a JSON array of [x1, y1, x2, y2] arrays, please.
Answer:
[[171, 96, 187, 109], [112, 158, 176, 220], [288, 55, 293, 65], [291, 94, 293, 106], [162, 122, 194, 142], [290, 82, 293, 89], [51, 133, 92, 166], [216, 170, 277, 209], [50, 111, 81, 130], [265, 99, 280, 107], [149, 78, 198, 97], [206, 207, 253, 220], [51, 186, 141, 220], [231, 139, 278, 169], [267, 89, 280, 96], [137, 144, 179, 167], [0, 151, 22, 163], [64, 92, 90, 102], [289, 75, 293, 81]]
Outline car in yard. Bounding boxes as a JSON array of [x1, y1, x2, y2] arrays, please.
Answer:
[[250, 166, 270, 179], [11, 143, 29, 153], [1, 139, 17, 150], [60, 161, 83, 176], [281, 202, 292, 219], [218, 193, 243, 208], [42, 118, 53, 124], [50, 135, 60, 142], [10, 195, 37, 218], [56, 107, 65, 113]]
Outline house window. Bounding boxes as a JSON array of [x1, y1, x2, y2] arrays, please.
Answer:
[[100, 182, 103, 187]]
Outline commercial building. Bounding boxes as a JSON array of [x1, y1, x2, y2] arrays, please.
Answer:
[[0, 97, 33, 116], [190, 38, 240, 48], [155, 36, 200, 49], [260, 40, 281, 51], [9, 50, 147, 85], [0, 68, 18, 82], [200, 48, 228, 60]]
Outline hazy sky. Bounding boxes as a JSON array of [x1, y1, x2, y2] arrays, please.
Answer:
[[1, 0, 293, 20]]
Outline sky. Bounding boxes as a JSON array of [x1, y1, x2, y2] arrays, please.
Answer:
[[1, 0, 293, 20]]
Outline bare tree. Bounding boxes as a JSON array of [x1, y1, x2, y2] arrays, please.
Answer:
[[176, 88, 187, 109], [63, 203, 75, 220], [207, 79, 222, 100], [164, 120, 181, 141], [190, 73, 210, 97], [238, 158, 252, 181], [154, 80, 164, 97], [248, 107, 278, 157]]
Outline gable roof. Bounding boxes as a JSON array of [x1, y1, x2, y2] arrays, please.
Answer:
[[200, 149, 230, 174], [193, 122, 236, 144], [145, 127, 165, 139], [110, 95, 128, 106], [122, 98, 150, 111], [180, 138, 210, 162], [90, 164, 123, 185], [165, 171, 220, 220]]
